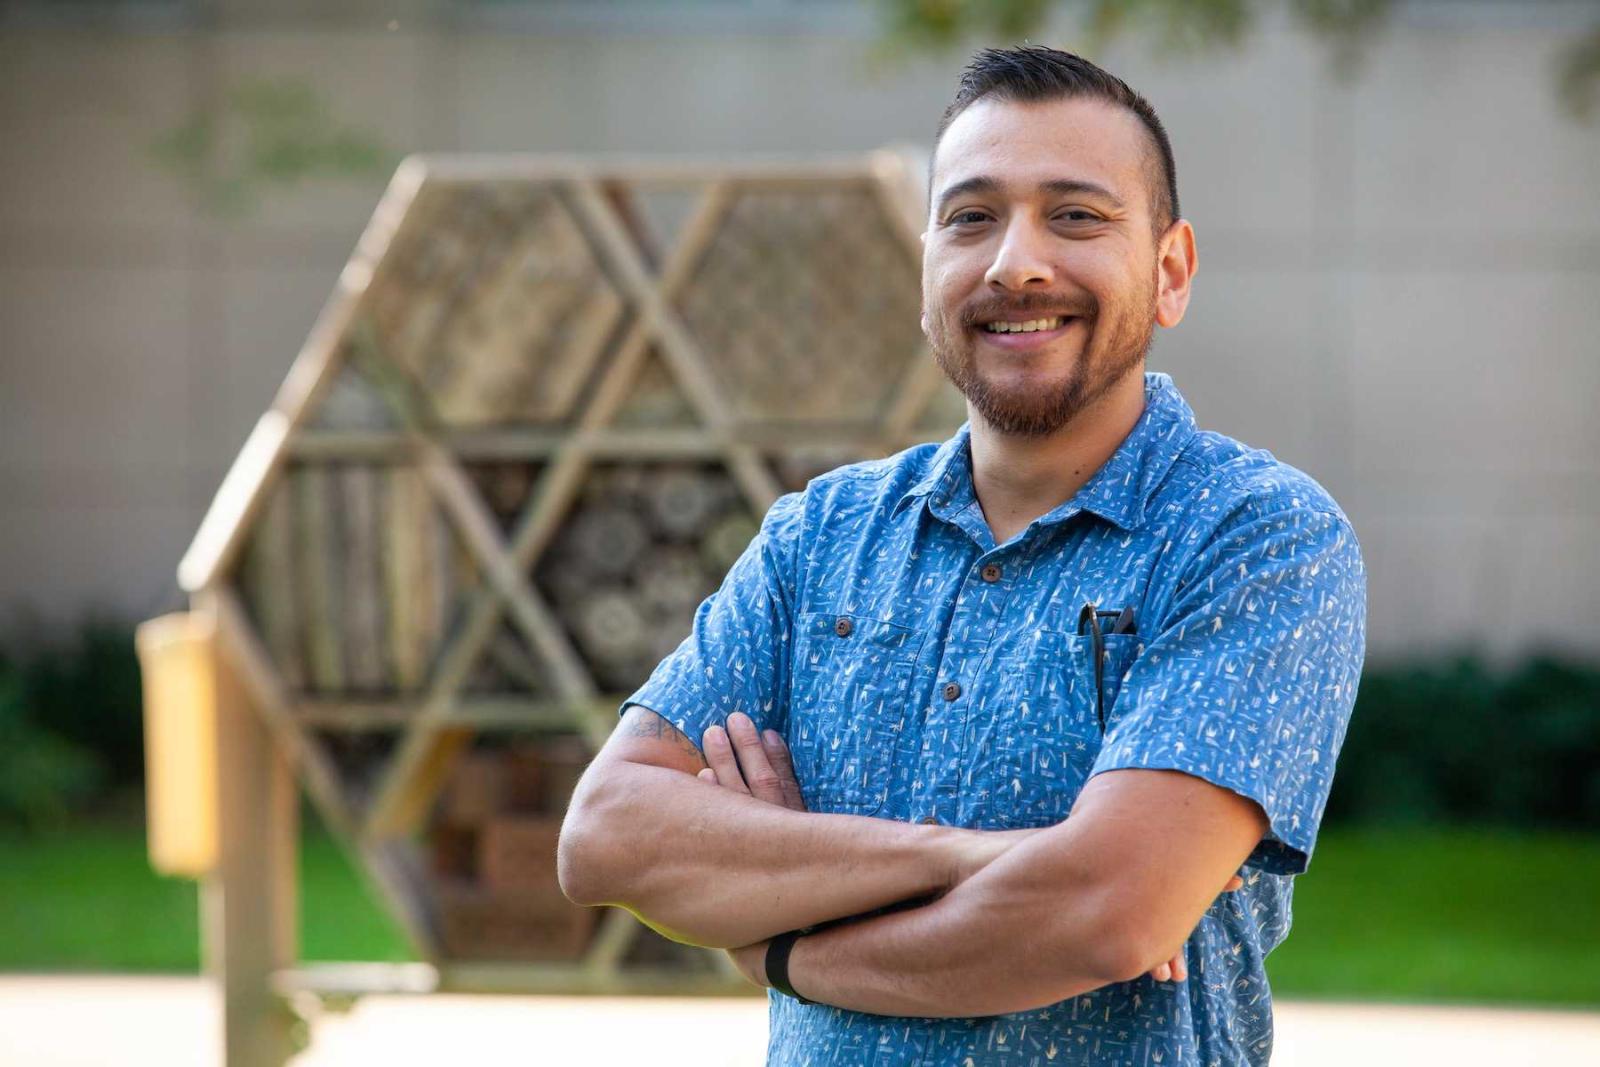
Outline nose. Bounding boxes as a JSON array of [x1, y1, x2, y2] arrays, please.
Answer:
[[984, 217, 1055, 291]]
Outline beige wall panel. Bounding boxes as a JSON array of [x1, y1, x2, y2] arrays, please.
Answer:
[[1152, 268, 1323, 472], [1346, 27, 1600, 241], [204, 30, 429, 231], [1344, 270, 1600, 479], [0, 33, 195, 232], [0, 497, 195, 620], [454, 34, 955, 154], [453, 35, 597, 150], [0, 263, 192, 479], [1359, 508, 1599, 664], [1355, 512, 1510, 663], [1499, 514, 1600, 660], [208, 259, 346, 461]]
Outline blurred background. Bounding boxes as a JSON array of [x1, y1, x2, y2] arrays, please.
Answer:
[[1, 0, 1598, 1059]]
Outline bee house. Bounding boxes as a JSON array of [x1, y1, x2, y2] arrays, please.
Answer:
[[163, 153, 968, 1048]]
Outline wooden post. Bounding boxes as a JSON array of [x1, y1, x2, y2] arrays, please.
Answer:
[[201, 613, 300, 1067]]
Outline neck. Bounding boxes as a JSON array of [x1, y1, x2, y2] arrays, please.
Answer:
[[967, 369, 1148, 545]]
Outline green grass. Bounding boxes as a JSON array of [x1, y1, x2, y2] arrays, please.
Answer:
[[2, 820, 1597, 1008], [1266, 827, 1600, 1007], [0, 815, 414, 971]]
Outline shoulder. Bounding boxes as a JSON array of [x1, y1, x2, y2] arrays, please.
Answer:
[[1147, 430, 1365, 604], [1160, 428, 1355, 539], [754, 440, 943, 564], [786, 440, 947, 523]]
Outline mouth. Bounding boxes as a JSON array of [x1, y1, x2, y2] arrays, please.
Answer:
[[978, 315, 1073, 334], [973, 315, 1081, 350]]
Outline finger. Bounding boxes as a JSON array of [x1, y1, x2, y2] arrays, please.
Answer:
[[726, 712, 787, 806], [1152, 961, 1171, 982], [1224, 875, 1244, 892], [702, 725, 750, 795], [761, 729, 807, 812], [697, 768, 717, 783], [1170, 955, 1187, 982]]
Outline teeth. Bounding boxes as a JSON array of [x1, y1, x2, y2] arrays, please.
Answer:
[[984, 316, 1068, 334]]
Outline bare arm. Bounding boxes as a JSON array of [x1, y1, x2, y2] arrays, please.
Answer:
[[556, 705, 1020, 949], [697, 723, 1233, 987], [761, 769, 1267, 1017]]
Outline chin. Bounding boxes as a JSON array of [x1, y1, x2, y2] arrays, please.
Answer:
[[972, 401, 1087, 437]]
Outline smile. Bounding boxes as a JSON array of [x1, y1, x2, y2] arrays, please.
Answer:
[[973, 316, 1080, 351], [981, 316, 1071, 334]]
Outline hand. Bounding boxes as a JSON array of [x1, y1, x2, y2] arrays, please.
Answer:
[[697, 714, 806, 981], [698, 711, 807, 812], [1146, 871, 1247, 983], [726, 939, 771, 988]]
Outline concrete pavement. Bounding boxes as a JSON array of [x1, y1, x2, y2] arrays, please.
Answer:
[[2, 975, 1597, 1066]]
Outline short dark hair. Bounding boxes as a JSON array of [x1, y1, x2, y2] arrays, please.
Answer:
[[931, 46, 1180, 235]]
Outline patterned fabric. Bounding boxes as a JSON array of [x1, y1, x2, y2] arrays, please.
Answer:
[[623, 371, 1368, 1066]]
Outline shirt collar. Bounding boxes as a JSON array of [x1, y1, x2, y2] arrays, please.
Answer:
[[892, 371, 1199, 533], [893, 423, 972, 513]]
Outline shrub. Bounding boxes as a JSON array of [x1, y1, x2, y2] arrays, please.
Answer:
[[1326, 654, 1600, 830], [0, 665, 104, 829]]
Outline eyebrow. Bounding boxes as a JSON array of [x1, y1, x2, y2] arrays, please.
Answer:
[[933, 176, 1126, 216]]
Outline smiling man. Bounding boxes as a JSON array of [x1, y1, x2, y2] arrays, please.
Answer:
[[558, 46, 1367, 1066]]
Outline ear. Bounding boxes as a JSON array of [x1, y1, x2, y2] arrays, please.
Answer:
[[1154, 219, 1197, 329]]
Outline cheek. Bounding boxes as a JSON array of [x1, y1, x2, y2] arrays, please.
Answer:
[[925, 250, 982, 306], [922, 276, 959, 330]]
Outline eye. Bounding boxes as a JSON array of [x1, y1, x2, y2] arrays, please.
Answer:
[[947, 210, 991, 226], [1056, 210, 1101, 224]]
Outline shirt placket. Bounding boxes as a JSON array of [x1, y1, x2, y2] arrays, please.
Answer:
[[916, 493, 1019, 824]]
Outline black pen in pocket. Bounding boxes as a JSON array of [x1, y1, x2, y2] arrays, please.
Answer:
[[1077, 602, 1138, 733]]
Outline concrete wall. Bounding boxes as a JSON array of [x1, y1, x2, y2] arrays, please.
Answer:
[[1, 2, 1596, 662]]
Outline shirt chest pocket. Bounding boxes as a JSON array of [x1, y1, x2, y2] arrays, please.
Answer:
[[787, 611, 924, 818], [989, 630, 1144, 828]]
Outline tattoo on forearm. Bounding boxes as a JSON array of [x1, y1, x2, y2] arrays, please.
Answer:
[[622, 706, 708, 769]]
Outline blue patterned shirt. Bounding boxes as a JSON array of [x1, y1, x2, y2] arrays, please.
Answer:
[[624, 371, 1368, 1066]]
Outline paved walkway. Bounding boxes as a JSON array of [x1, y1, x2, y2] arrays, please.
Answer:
[[3, 976, 1599, 1066]]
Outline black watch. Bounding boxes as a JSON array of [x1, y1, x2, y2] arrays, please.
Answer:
[[765, 928, 814, 1004]]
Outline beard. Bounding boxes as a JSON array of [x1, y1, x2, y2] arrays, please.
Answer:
[[927, 285, 1156, 437]]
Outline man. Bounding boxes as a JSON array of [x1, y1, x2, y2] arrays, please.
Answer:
[[558, 46, 1366, 1066]]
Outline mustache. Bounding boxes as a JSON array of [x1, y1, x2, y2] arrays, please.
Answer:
[[959, 292, 1096, 326]]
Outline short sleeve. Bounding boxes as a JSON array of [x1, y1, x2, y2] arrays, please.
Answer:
[[1089, 495, 1367, 875], [618, 490, 804, 754]]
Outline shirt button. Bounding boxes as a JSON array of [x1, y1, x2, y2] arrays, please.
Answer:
[[834, 616, 853, 637], [981, 563, 1002, 583], [920, 815, 939, 825], [942, 681, 962, 702]]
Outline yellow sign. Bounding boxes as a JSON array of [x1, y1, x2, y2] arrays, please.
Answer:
[[135, 612, 220, 878]]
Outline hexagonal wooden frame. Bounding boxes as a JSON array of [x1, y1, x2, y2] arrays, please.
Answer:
[[176, 151, 966, 991]]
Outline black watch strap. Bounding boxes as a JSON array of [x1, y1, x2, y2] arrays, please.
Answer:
[[765, 929, 814, 1004]]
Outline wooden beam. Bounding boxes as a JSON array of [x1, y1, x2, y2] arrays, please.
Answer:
[[202, 597, 299, 1067]]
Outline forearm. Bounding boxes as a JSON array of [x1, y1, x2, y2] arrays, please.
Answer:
[[785, 826, 1134, 1017], [558, 760, 963, 949], [779, 769, 1271, 1017]]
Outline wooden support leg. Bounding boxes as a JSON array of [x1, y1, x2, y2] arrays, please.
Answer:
[[202, 638, 300, 1067]]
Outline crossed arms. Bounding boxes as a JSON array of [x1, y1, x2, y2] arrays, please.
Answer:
[[557, 704, 1268, 1018]]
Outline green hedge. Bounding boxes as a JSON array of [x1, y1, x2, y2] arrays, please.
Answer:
[[1326, 654, 1600, 829], [0, 619, 139, 829], [1, 619, 1597, 831]]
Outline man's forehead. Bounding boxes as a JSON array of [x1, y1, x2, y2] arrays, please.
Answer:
[[931, 95, 1151, 209]]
